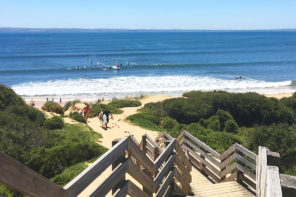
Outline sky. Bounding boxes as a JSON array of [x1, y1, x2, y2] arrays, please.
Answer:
[[0, 0, 296, 30]]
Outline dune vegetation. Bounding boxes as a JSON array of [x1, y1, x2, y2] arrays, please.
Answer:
[[128, 91, 296, 176], [0, 85, 107, 196]]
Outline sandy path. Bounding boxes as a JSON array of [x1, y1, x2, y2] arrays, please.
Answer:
[[87, 94, 171, 149], [77, 95, 171, 196]]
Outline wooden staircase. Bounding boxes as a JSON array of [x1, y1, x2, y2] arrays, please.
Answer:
[[0, 131, 283, 197]]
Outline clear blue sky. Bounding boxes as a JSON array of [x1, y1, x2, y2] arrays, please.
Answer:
[[1, 0, 296, 30]]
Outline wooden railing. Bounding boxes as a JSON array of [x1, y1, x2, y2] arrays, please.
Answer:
[[0, 133, 192, 197], [256, 146, 282, 197], [176, 130, 257, 191], [0, 130, 286, 197]]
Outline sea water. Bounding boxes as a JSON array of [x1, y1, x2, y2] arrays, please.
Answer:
[[0, 31, 295, 100]]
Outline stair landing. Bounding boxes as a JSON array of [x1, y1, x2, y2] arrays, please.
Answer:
[[190, 168, 255, 197]]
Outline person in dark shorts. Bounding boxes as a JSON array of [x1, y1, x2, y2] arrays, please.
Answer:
[[103, 109, 113, 128]]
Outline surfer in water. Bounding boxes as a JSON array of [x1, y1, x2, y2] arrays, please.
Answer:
[[235, 76, 242, 80]]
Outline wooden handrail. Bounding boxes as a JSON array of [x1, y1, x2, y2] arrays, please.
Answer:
[[64, 136, 129, 196], [256, 146, 282, 197], [0, 152, 66, 197], [181, 130, 257, 190]]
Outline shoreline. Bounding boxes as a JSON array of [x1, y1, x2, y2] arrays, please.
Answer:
[[24, 92, 294, 107]]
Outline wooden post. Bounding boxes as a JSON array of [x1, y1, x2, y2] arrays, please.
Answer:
[[141, 135, 153, 197], [154, 146, 160, 161], [112, 138, 125, 195]]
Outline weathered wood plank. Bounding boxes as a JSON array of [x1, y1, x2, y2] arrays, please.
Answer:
[[155, 169, 175, 197], [90, 159, 128, 197], [220, 162, 236, 178], [162, 132, 173, 140], [128, 137, 154, 175], [266, 166, 282, 197], [220, 152, 236, 169], [146, 134, 163, 153], [183, 131, 220, 158], [0, 152, 65, 197], [154, 154, 175, 191], [256, 146, 267, 197], [235, 143, 256, 160], [175, 140, 192, 171], [239, 173, 256, 190], [128, 180, 151, 197], [154, 139, 176, 172], [184, 138, 220, 168], [236, 163, 256, 181], [236, 153, 256, 171], [184, 145, 220, 177], [127, 159, 154, 193], [220, 144, 236, 161], [174, 168, 191, 195], [188, 153, 221, 183], [155, 133, 164, 142], [64, 137, 129, 196], [112, 181, 128, 197], [221, 172, 237, 182], [280, 174, 296, 190], [175, 155, 191, 182]]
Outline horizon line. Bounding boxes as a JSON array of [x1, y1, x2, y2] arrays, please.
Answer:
[[1, 27, 296, 32]]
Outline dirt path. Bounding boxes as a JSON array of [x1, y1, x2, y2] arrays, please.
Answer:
[[87, 94, 171, 148]]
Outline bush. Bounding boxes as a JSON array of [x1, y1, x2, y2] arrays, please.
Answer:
[[0, 85, 24, 110], [88, 103, 123, 118], [224, 119, 239, 133], [42, 101, 64, 114], [51, 162, 87, 186], [216, 109, 234, 130], [108, 99, 141, 108], [43, 116, 64, 130], [160, 117, 178, 131], [69, 112, 86, 123], [27, 142, 107, 178], [207, 116, 220, 131], [127, 113, 161, 131], [247, 123, 296, 175]]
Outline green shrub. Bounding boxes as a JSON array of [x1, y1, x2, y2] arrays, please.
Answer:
[[0, 85, 25, 110], [224, 119, 239, 133], [181, 91, 294, 126], [108, 99, 141, 108], [216, 109, 234, 130], [41, 101, 64, 114], [63, 100, 81, 112], [69, 112, 86, 123], [204, 132, 242, 153], [207, 116, 220, 131], [127, 113, 161, 131], [43, 116, 64, 130], [160, 117, 178, 131], [0, 185, 25, 197], [51, 162, 87, 186], [27, 142, 107, 178], [247, 123, 296, 175], [88, 103, 123, 118], [186, 123, 209, 141]]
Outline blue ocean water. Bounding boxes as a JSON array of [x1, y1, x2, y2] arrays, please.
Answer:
[[0, 31, 296, 100]]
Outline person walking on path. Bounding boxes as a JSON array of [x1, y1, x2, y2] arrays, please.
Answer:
[[102, 109, 113, 129], [83, 104, 91, 120]]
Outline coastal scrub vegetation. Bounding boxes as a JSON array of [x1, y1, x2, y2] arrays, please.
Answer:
[[69, 112, 86, 123], [128, 91, 296, 175], [88, 98, 141, 118], [0, 85, 107, 196], [41, 101, 64, 114]]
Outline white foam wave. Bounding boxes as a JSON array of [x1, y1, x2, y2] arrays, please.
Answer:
[[12, 76, 294, 100]]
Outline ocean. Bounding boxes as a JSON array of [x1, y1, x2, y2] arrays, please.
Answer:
[[0, 31, 296, 101]]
